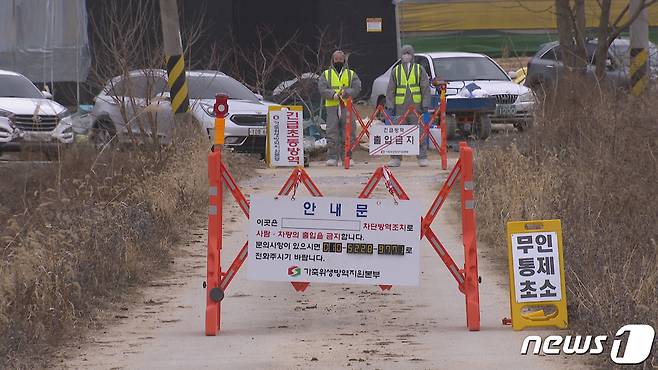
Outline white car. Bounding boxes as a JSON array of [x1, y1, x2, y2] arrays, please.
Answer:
[[369, 52, 534, 130], [91, 69, 271, 153], [0, 69, 74, 153]]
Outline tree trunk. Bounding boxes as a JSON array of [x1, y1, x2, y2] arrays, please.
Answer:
[[595, 0, 612, 81], [555, 0, 588, 97], [556, 0, 576, 68], [573, 0, 588, 71]]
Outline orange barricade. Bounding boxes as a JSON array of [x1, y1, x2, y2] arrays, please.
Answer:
[[205, 142, 479, 335], [343, 85, 448, 170]]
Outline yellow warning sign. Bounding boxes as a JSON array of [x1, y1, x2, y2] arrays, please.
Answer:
[[506, 219, 568, 330]]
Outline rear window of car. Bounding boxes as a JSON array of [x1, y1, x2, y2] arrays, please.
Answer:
[[610, 43, 658, 67], [106, 74, 168, 98]]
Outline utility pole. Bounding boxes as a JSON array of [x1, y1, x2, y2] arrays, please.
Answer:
[[159, 0, 189, 113], [629, 0, 649, 96], [394, 0, 402, 57]]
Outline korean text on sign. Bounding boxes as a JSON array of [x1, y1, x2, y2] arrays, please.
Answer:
[[267, 106, 304, 167], [369, 125, 419, 156], [511, 231, 562, 303], [248, 195, 422, 286]]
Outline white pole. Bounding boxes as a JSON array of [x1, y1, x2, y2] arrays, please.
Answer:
[[394, 0, 401, 57], [629, 0, 649, 96]]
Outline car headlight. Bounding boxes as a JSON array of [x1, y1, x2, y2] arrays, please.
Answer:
[[57, 108, 72, 119], [0, 109, 14, 119], [200, 103, 215, 117], [59, 115, 73, 126], [0, 109, 15, 127], [517, 92, 535, 103]]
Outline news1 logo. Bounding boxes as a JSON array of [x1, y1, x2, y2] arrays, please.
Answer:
[[521, 325, 655, 365]]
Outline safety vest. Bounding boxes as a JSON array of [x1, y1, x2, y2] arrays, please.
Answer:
[[323, 68, 354, 107], [394, 63, 422, 105]]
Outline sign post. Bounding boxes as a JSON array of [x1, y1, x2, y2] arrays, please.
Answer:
[[267, 105, 304, 167], [506, 219, 568, 330], [205, 93, 229, 336]]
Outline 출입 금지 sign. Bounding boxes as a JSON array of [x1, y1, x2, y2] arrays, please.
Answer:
[[369, 125, 419, 156]]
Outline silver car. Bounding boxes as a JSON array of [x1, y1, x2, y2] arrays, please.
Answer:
[[91, 69, 270, 152], [369, 52, 535, 130], [0, 69, 74, 153]]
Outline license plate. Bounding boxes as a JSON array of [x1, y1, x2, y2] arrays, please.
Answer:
[[495, 104, 517, 117], [22, 132, 53, 142], [248, 127, 267, 136]]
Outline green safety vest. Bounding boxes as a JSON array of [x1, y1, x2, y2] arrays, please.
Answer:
[[323, 68, 354, 107], [394, 63, 422, 105]]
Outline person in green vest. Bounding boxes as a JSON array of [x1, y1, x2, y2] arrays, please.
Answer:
[[318, 50, 362, 166], [385, 44, 431, 167]]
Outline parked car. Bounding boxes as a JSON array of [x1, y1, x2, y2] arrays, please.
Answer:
[[526, 38, 658, 91], [369, 52, 535, 131], [91, 69, 271, 153], [512, 67, 528, 85], [271, 72, 325, 124], [0, 69, 74, 153]]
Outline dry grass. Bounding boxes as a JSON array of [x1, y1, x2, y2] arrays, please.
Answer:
[[0, 115, 261, 368], [475, 86, 657, 368]]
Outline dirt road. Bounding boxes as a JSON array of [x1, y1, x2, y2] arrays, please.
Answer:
[[57, 154, 584, 370]]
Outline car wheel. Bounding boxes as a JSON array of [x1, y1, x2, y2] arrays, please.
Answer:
[[445, 114, 457, 140], [91, 119, 117, 150], [474, 114, 491, 140]]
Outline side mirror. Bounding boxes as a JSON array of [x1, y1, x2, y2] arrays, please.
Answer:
[[254, 93, 264, 101], [42, 91, 53, 99], [507, 70, 518, 79]]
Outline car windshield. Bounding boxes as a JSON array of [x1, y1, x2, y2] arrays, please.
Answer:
[[610, 44, 658, 67], [432, 57, 510, 81], [0, 75, 44, 99], [188, 74, 258, 101]]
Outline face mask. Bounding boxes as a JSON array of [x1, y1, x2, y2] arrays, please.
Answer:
[[401, 54, 413, 63], [333, 62, 344, 71]]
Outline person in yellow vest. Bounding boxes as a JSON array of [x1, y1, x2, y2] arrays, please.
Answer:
[[318, 50, 362, 166], [385, 44, 431, 167]]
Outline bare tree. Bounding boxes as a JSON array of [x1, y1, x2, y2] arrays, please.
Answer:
[[593, 0, 658, 80], [555, 0, 587, 71], [87, 0, 207, 154]]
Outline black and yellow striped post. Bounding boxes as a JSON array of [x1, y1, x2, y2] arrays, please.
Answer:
[[629, 0, 649, 97], [166, 54, 190, 113], [159, 0, 189, 114], [630, 48, 648, 96]]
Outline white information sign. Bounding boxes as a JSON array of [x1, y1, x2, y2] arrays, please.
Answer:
[[267, 105, 304, 167], [366, 18, 383, 32], [511, 231, 562, 303], [248, 195, 421, 286], [368, 125, 419, 156]]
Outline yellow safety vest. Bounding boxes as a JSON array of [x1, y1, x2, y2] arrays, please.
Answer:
[[323, 68, 354, 107], [394, 63, 422, 105]]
